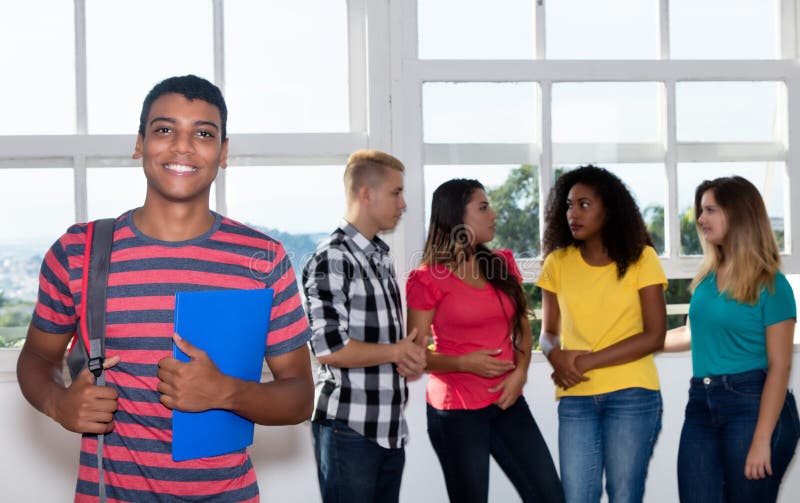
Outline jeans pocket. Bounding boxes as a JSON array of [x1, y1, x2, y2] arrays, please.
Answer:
[[727, 379, 764, 398], [332, 421, 365, 439]]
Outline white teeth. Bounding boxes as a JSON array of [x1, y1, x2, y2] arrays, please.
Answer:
[[164, 164, 196, 173]]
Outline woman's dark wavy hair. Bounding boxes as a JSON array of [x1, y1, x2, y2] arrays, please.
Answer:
[[542, 165, 653, 278], [422, 179, 529, 348]]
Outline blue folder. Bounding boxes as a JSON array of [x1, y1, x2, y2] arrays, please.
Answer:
[[171, 288, 274, 462]]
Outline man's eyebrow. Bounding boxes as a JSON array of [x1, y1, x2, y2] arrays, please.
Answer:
[[149, 116, 176, 126], [194, 120, 220, 131], [148, 117, 220, 131]]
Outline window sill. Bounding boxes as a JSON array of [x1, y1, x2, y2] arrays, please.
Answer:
[[0, 349, 19, 383], [4, 345, 800, 384]]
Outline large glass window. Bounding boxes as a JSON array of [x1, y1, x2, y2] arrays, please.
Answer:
[[0, 1, 357, 348], [0, 167, 75, 349], [225, 0, 349, 133], [670, 0, 779, 60], [676, 82, 785, 142], [411, 1, 795, 347], [87, 166, 147, 220], [423, 82, 539, 143], [0, 0, 75, 134], [1, 1, 799, 352], [552, 83, 663, 143], [417, 0, 534, 60], [225, 164, 346, 274], [86, 0, 214, 134], [546, 0, 659, 60]]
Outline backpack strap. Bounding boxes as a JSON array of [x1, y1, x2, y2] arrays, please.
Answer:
[[85, 218, 115, 380], [84, 218, 115, 503]]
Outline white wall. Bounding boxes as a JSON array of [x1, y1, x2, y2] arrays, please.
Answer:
[[2, 351, 799, 502]]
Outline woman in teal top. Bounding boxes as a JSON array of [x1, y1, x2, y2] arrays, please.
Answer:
[[666, 176, 799, 503]]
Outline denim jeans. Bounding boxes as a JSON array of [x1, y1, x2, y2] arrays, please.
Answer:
[[677, 369, 800, 503], [558, 387, 662, 503], [426, 396, 564, 503], [311, 419, 405, 503]]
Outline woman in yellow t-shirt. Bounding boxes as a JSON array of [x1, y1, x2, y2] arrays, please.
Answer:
[[536, 165, 667, 503]]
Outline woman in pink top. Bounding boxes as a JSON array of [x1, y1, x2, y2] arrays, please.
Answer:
[[407, 179, 564, 503]]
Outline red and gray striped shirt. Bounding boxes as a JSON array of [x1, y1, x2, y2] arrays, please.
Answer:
[[32, 210, 312, 502]]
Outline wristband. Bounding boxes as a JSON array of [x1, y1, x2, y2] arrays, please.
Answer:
[[539, 331, 561, 357]]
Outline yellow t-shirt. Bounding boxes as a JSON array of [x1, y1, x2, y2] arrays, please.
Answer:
[[536, 245, 667, 398]]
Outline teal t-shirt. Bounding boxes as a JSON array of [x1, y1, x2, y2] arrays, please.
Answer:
[[689, 272, 796, 377]]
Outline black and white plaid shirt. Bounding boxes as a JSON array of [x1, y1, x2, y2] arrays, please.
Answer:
[[302, 221, 408, 449]]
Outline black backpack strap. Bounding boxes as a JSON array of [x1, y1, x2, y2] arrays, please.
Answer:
[[85, 218, 115, 503], [85, 218, 115, 380]]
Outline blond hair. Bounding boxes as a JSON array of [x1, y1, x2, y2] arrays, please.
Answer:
[[343, 149, 405, 202], [690, 176, 781, 304]]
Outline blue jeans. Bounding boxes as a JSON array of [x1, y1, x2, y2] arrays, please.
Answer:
[[677, 369, 800, 503], [311, 419, 405, 503], [558, 387, 662, 503], [426, 396, 564, 503]]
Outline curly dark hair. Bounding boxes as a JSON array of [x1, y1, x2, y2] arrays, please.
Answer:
[[138, 75, 228, 140], [423, 179, 529, 349], [542, 165, 653, 278]]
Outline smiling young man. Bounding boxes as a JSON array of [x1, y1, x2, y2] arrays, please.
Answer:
[[303, 150, 426, 503], [16, 75, 313, 502]]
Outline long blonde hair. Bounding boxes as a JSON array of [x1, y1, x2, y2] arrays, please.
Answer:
[[690, 176, 781, 303]]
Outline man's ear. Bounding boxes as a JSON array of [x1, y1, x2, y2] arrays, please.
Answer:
[[219, 138, 229, 170], [358, 184, 371, 206], [132, 134, 144, 159]]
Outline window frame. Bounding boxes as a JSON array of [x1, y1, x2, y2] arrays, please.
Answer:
[[393, 0, 800, 283], [3, 0, 800, 362]]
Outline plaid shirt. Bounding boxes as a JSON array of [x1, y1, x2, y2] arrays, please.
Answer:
[[302, 221, 408, 449]]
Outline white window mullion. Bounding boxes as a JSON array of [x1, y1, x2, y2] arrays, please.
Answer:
[[212, 0, 227, 215], [74, 155, 88, 222], [74, 0, 88, 136], [552, 143, 665, 164], [424, 144, 542, 165], [779, 1, 795, 258], [364, 0, 392, 152], [74, 0, 88, 222], [676, 142, 786, 162], [413, 59, 792, 83], [347, 0, 368, 133], [659, 0, 670, 60], [665, 80, 679, 260], [780, 0, 797, 59], [536, 0, 548, 258], [390, 0, 424, 276], [787, 72, 800, 256], [539, 80, 553, 258], [535, 0, 546, 60]]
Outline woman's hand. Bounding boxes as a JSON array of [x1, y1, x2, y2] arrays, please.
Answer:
[[744, 438, 772, 480], [489, 367, 527, 410], [548, 348, 590, 389], [459, 348, 515, 377]]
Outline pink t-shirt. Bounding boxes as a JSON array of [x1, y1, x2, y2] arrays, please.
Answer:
[[406, 249, 521, 410]]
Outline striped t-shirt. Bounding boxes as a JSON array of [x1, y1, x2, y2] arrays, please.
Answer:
[[32, 210, 312, 502]]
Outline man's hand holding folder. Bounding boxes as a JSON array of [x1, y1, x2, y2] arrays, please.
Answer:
[[165, 287, 313, 461], [157, 333, 234, 413]]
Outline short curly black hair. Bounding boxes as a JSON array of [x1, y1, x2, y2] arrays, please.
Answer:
[[542, 165, 653, 278], [138, 75, 227, 140]]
